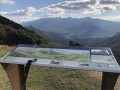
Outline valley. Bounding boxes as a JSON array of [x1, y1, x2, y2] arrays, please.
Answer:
[[22, 17, 120, 46]]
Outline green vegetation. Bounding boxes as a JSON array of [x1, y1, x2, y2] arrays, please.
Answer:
[[69, 40, 86, 47], [0, 15, 47, 45], [0, 45, 14, 57], [10, 48, 91, 62], [0, 46, 101, 90], [27, 66, 101, 90]]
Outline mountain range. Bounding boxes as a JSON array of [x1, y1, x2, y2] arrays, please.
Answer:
[[22, 17, 120, 45]]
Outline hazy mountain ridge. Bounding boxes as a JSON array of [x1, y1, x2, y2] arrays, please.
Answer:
[[22, 17, 120, 45], [25, 26, 62, 45], [22, 17, 120, 38]]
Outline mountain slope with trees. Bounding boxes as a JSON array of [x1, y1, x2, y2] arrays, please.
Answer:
[[0, 15, 46, 45]]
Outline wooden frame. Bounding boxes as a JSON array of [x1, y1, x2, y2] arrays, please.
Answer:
[[1, 63, 26, 90]]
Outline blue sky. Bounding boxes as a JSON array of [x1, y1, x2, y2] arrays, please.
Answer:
[[0, 0, 120, 23]]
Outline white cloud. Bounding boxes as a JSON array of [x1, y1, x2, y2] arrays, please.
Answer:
[[0, 12, 8, 15], [41, 0, 95, 13], [10, 14, 59, 23], [1, 0, 120, 22], [1, 0, 120, 17], [41, 7, 66, 15], [83, 9, 102, 14], [0, 0, 15, 5], [0, 6, 63, 23], [94, 16, 120, 21], [40, 0, 120, 15], [96, 0, 120, 11], [0, 6, 65, 23], [0, 7, 37, 16], [10, 13, 62, 23], [10, 16, 40, 23]]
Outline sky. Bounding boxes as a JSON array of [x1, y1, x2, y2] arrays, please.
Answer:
[[0, 0, 120, 23]]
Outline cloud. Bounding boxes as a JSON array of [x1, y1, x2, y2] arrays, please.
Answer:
[[1, 0, 120, 22], [94, 16, 120, 21], [0, 7, 37, 16], [1, 0, 120, 17], [41, 0, 96, 13], [40, 0, 120, 15], [10, 16, 40, 23], [0, 6, 65, 22], [0, 6, 63, 23], [100, 0, 120, 5], [9, 14, 58, 23], [41, 7, 66, 15], [0, 12, 8, 15], [83, 9, 102, 14], [97, 0, 120, 11], [0, 0, 15, 5]]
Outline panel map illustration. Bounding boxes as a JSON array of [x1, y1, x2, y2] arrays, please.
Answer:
[[0, 44, 120, 73]]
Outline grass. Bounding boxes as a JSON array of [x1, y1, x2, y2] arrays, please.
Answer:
[[0, 65, 12, 90], [27, 66, 101, 90], [0, 45, 14, 58], [1, 45, 116, 90], [0, 45, 14, 90]]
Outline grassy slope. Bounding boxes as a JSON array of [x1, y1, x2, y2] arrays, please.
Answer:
[[0, 45, 102, 90]]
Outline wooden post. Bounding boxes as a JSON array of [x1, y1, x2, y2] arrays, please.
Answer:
[[1, 63, 26, 90], [101, 72, 119, 90]]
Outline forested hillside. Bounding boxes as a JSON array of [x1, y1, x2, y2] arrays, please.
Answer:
[[0, 15, 46, 45]]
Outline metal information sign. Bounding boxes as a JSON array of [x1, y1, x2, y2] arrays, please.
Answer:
[[1, 44, 120, 73]]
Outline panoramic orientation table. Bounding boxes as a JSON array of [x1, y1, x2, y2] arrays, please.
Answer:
[[0, 44, 120, 90]]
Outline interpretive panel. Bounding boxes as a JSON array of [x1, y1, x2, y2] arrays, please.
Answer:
[[0, 44, 120, 73]]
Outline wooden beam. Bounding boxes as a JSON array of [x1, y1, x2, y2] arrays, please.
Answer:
[[1, 63, 26, 90], [101, 72, 119, 90]]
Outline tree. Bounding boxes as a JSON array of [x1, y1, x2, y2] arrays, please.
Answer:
[[69, 40, 85, 47]]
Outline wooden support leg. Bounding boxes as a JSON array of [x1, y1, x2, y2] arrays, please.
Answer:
[[101, 72, 119, 90], [1, 63, 26, 90]]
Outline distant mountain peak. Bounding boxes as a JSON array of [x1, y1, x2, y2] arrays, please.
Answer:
[[85, 17, 92, 19], [114, 32, 120, 36]]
